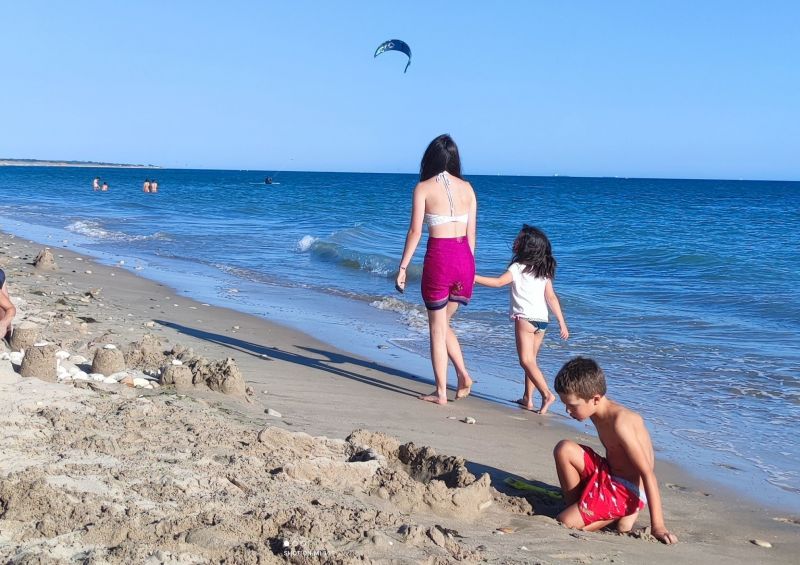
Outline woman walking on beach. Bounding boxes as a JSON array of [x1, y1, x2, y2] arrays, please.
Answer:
[[475, 225, 568, 414], [396, 134, 477, 405]]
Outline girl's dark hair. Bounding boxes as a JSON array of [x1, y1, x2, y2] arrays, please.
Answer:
[[419, 134, 462, 181], [510, 224, 556, 279]]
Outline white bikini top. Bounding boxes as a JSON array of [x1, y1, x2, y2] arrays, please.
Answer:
[[423, 172, 469, 227]]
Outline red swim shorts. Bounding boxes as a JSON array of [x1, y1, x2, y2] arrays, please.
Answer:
[[421, 236, 475, 310], [577, 445, 646, 525]]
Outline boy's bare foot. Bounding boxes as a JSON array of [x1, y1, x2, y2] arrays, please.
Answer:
[[420, 393, 448, 405], [455, 373, 473, 400], [515, 398, 534, 410], [536, 393, 556, 415]]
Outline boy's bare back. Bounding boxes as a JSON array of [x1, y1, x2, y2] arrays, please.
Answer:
[[593, 399, 655, 489]]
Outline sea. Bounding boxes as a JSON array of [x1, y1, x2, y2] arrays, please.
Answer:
[[1, 166, 798, 512]]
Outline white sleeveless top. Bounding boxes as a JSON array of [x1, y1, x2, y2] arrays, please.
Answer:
[[424, 172, 469, 226]]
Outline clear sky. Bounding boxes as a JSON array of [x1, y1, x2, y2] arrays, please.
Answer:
[[2, 1, 798, 180]]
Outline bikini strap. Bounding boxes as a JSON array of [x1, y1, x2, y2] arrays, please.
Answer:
[[436, 172, 455, 217]]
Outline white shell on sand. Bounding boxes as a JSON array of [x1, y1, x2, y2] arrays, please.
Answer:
[[171, 359, 183, 366], [103, 344, 118, 350], [33, 341, 50, 347], [751, 539, 772, 548], [133, 378, 150, 388], [462, 417, 477, 425], [10, 352, 23, 364], [266, 408, 282, 418]]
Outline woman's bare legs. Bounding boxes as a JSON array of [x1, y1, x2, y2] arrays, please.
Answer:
[[445, 302, 472, 399], [515, 319, 555, 414], [420, 306, 450, 405], [420, 302, 472, 404]]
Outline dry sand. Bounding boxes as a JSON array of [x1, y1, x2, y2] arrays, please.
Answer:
[[0, 232, 797, 564]]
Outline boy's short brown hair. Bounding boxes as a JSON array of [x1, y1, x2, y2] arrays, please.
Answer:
[[554, 356, 607, 400]]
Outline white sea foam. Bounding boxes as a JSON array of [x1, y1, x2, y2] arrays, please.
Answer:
[[66, 220, 168, 242], [296, 235, 317, 252]]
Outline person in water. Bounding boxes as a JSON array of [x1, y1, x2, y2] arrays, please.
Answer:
[[150, 179, 158, 193], [265, 177, 273, 185], [396, 134, 477, 405], [143, 179, 151, 193]]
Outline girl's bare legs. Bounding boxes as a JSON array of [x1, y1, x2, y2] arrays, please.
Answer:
[[515, 318, 556, 414], [420, 306, 450, 405], [445, 301, 472, 399], [420, 302, 472, 404]]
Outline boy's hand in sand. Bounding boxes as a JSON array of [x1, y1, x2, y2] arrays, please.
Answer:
[[653, 528, 678, 545]]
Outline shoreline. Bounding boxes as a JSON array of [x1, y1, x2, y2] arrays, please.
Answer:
[[0, 231, 797, 561], [3, 218, 796, 514]]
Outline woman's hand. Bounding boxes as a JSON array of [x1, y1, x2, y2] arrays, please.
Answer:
[[395, 267, 407, 294]]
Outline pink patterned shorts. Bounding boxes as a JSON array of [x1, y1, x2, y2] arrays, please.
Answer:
[[421, 236, 475, 310]]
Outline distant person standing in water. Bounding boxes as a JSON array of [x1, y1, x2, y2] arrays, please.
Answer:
[[101, 181, 109, 191], [92, 177, 100, 191], [143, 179, 151, 193], [150, 179, 158, 193], [396, 134, 477, 405]]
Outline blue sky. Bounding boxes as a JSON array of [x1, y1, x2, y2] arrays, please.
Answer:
[[2, 1, 798, 180]]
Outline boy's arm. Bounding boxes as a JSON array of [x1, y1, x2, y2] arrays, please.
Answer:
[[544, 280, 569, 339], [474, 271, 513, 288], [616, 416, 678, 545]]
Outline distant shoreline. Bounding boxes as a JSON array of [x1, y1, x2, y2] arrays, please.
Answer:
[[0, 158, 159, 169]]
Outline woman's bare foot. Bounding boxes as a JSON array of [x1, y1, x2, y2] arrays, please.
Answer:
[[515, 397, 534, 410], [420, 393, 448, 405], [455, 373, 473, 400], [536, 393, 556, 415]]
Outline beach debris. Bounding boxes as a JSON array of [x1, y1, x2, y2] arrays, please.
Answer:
[[91, 344, 126, 376], [86, 288, 102, 299], [19, 342, 58, 381], [266, 408, 282, 418], [33, 248, 58, 270], [496, 527, 516, 534], [751, 539, 772, 548], [9, 321, 40, 352], [462, 416, 476, 425]]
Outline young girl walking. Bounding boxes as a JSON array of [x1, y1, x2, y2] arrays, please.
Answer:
[[475, 225, 569, 414]]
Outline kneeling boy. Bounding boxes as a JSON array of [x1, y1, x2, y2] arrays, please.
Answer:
[[553, 356, 677, 544]]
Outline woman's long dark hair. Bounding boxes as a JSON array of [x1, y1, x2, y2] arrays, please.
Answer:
[[510, 224, 557, 279], [419, 134, 462, 181]]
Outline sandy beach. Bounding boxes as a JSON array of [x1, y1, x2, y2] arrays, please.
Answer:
[[0, 232, 797, 564]]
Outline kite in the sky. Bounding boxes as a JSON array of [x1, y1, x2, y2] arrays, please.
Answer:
[[374, 39, 411, 73]]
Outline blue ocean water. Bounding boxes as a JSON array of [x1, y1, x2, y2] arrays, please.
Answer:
[[1, 166, 798, 511]]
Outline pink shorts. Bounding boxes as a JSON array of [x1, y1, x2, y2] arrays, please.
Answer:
[[421, 236, 475, 310], [577, 445, 646, 526]]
